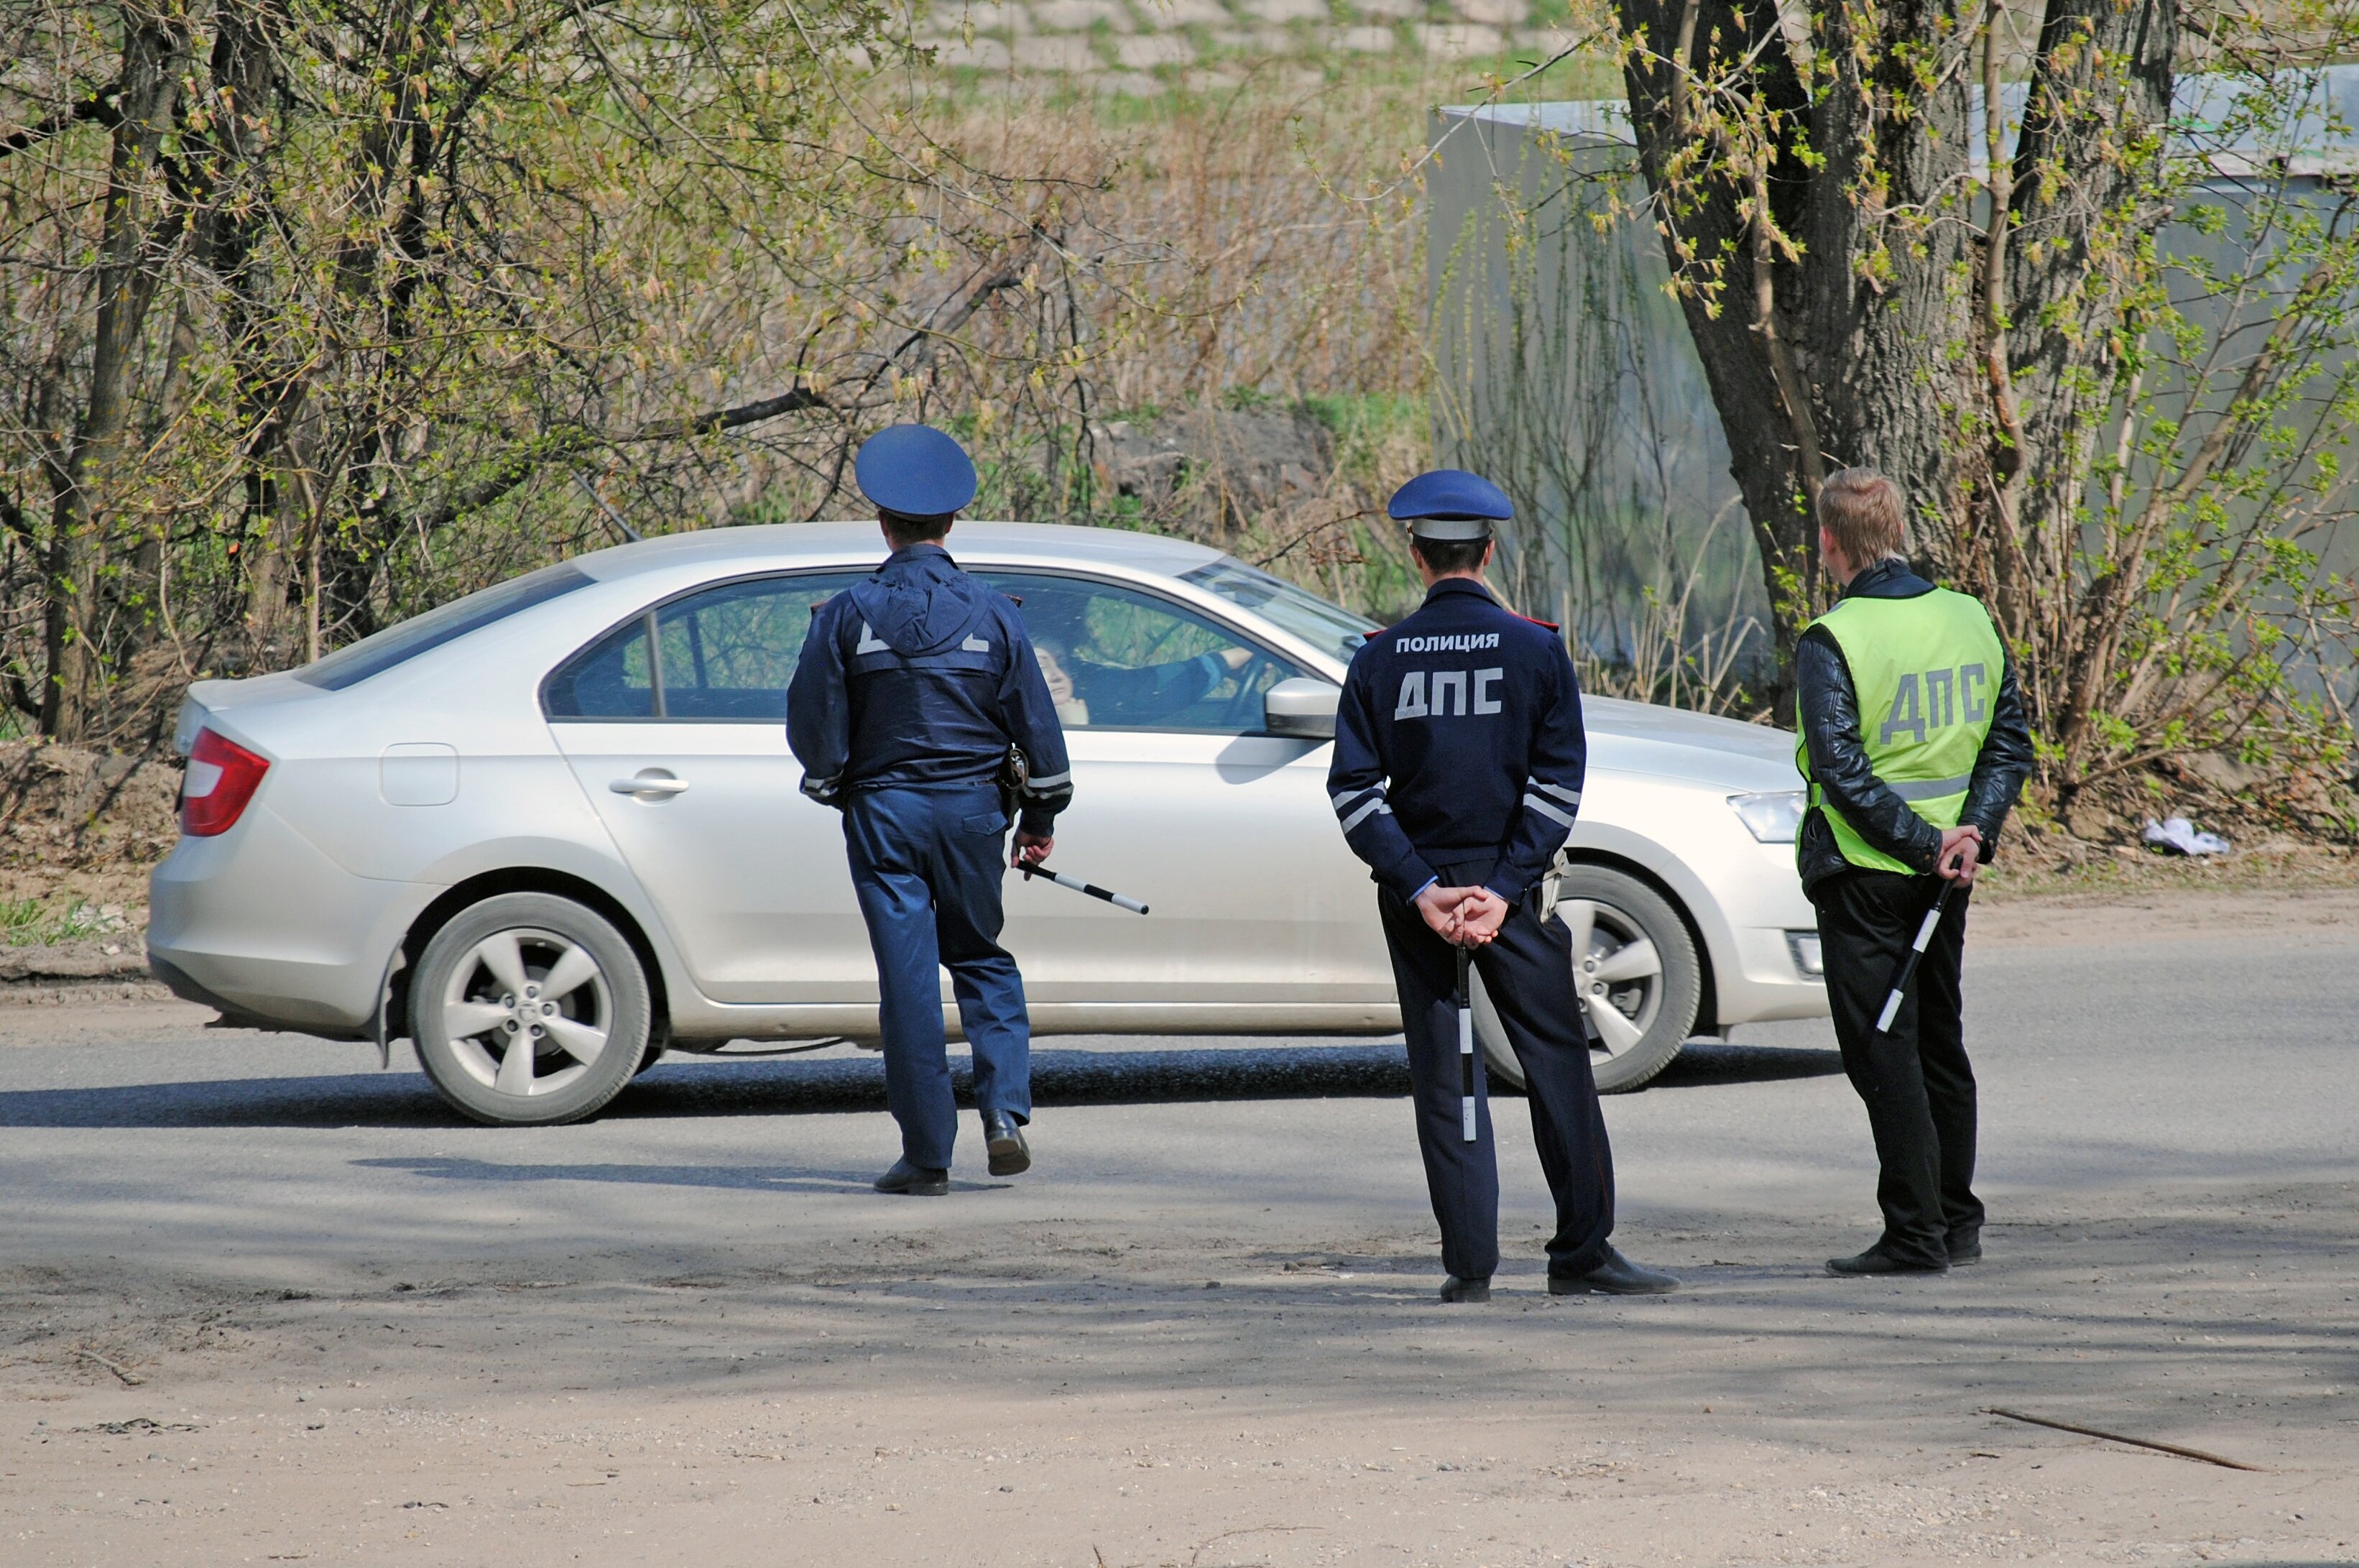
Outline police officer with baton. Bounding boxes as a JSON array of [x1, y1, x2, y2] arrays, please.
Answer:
[[1329, 471, 1679, 1303], [1796, 469, 2033, 1275], [787, 425, 1073, 1196]]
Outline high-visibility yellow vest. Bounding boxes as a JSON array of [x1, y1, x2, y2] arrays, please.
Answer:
[[1794, 588, 2006, 875]]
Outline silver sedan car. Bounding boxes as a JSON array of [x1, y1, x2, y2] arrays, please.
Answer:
[[148, 522, 1827, 1125]]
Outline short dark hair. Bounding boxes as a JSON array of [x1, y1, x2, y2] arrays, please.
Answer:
[[881, 509, 954, 548], [1411, 534, 1490, 576]]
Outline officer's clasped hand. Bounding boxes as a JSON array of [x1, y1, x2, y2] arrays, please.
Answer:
[[1936, 824, 1983, 885], [1012, 831, 1053, 869], [1454, 889, 1510, 946], [1414, 883, 1505, 948]]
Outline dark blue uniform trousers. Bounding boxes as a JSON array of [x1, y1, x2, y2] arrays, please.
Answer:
[[844, 783, 1032, 1171], [1378, 859, 1616, 1282]]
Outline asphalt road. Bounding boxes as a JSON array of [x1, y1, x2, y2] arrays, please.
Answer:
[[2, 889, 2355, 1566]]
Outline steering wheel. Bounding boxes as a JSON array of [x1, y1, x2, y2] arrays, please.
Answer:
[[1221, 650, 1280, 731]]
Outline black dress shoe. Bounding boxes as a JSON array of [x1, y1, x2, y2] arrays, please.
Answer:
[[1827, 1245, 1947, 1276], [1439, 1275, 1491, 1303], [873, 1158, 949, 1196], [981, 1110, 1030, 1176], [1947, 1227, 1982, 1266], [1548, 1245, 1680, 1296]]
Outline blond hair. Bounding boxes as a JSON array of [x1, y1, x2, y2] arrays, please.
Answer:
[[1816, 468, 1908, 566]]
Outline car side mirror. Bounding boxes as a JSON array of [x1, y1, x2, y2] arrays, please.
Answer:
[[1263, 677, 1340, 740]]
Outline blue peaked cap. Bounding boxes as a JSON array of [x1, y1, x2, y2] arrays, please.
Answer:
[[1387, 469, 1512, 540], [855, 424, 978, 519]]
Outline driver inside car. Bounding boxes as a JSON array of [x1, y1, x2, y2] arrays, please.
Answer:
[[1030, 632, 1252, 728]]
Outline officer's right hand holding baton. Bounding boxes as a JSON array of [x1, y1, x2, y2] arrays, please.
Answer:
[[1872, 826, 1985, 1039], [1936, 825, 1982, 885]]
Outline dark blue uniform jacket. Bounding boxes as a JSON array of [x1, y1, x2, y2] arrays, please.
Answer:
[[1328, 576, 1587, 905], [787, 544, 1073, 835]]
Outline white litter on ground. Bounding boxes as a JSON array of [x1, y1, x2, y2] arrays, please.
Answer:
[[2143, 816, 2233, 855]]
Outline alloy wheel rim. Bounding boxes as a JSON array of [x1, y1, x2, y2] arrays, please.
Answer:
[[1557, 898, 1664, 1059], [439, 927, 612, 1097]]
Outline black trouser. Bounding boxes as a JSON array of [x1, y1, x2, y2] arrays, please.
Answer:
[[1811, 869, 1983, 1265], [1377, 859, 1615, 1282]]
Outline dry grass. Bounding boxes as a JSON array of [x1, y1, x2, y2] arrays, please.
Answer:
[[1977, 838, 2359, 901]]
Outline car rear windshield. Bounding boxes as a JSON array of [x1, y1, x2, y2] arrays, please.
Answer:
[[1178, 558, 1377, 665], [295, 562, 594, 691]]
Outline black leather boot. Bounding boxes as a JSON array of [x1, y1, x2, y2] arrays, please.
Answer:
[[1548, 1246, 1681, 1295], [1946, 1226, 1982, 1266], [981, 1110, 1030, 1176], [1826, 1244, 1947, 1276], [873, 1158, 949, 1196], [1439, 1275, 1491, 1303]]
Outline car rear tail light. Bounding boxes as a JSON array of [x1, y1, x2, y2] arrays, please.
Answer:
[[180, 728, 270, 837]]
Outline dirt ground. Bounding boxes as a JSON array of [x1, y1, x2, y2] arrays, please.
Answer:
[[1, 886, 2354, 1567], [5, 1199, 2353, 1568]]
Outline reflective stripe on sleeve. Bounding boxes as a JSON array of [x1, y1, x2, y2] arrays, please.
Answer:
[[1340, 798, 1392, 833], [1521, 792, 1576, 829], [1531, 780, 1583, 809]]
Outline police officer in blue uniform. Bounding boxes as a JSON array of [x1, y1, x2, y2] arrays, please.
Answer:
[[787, 425, 1072, 1196], [1329, 471, 1679, 1301]]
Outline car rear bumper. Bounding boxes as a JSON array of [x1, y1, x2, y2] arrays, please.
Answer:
[[147, 804, 428, 1036]]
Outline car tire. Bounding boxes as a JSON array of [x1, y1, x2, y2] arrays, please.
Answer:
[[410, 893, 651, 1126], [1472, 864, 1702, 1095]]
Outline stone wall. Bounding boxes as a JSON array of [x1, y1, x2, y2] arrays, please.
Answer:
[[917, 0, 1571, 96]]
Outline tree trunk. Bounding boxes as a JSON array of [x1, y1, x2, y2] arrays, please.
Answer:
[[42, 4, 189, 740], [321, 1, 448, 644], [1614, 0, 2179, 714], [1801, 1, 1980, 579], [1617, 0, 1819, 691]]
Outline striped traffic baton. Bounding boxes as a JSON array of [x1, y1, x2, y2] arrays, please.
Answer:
[[1455, 944, 1477, 1142], [1873, 879, 1956, 1036], [1019, 862, 1150, 915]]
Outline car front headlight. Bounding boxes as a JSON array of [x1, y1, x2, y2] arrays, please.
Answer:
[[1730, 790, 1807, 843]]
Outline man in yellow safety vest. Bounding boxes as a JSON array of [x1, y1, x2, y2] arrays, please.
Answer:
[[1796, 469, 2035, 1276]]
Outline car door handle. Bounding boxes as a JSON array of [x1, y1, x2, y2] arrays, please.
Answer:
[[611, 774, 690, 798]]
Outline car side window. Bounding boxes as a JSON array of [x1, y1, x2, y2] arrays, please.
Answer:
[[977, 571, 1304, 733], [545, 571, 864, 721], [655, 576, 855, 720], [544, 617, 656, 718]]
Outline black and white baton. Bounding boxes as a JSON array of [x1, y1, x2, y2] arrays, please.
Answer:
[[1454, 944, 1477, 1142], [1020, 862, 1150, 916], [1873, 880, 1956, 1035]]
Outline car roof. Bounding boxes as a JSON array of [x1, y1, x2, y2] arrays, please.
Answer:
[[575, 520, 1227, 581]]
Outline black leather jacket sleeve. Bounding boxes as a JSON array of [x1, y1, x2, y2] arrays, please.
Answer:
[[1795, 624, 1944, 880], [1961, 653, 2034, 854]]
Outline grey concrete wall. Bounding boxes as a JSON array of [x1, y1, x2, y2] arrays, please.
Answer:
[[1430, 76, 2359, 698]]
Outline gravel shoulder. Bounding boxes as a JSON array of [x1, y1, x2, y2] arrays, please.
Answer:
[[1, 885, 2354, 1566]]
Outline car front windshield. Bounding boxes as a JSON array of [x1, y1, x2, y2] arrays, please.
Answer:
[[1178, 558, 1376, 666]]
